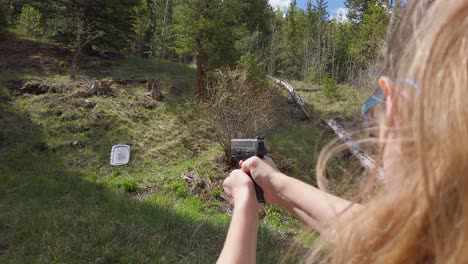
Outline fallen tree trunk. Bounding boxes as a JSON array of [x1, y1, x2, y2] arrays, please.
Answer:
[[321, 118, 385, 182], [113, 79, 147, 85], [269, 76, 311, 119], [295, 88, 321, 92], [20, 82, 68, 94]]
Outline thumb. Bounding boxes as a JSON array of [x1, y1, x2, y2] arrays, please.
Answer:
[[241, 156, 262, 175]]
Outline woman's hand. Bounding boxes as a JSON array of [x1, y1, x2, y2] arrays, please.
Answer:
[[239, 156, 281, 204], [223, 169, 259, 208]]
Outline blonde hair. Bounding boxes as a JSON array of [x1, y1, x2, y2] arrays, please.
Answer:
[[312, 0, 468, 263]]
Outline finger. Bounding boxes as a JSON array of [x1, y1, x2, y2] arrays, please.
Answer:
[[239, 160, 244, 167], [229, 169, 243, 178], [240, 156, 262, 174]]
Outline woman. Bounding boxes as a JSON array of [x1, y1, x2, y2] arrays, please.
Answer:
[[218, 0, 468, 263]]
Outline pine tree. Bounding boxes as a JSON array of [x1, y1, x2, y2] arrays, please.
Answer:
[[280, 0, 306, 79], [345, 0, 390, 82], [133, 0, 152, 57], [302, 0, 329, 82], [51, 0, 139, 52], [266, 9, 283, 75], [0, 4, 9, 35], [173, 0, 248, 98], [17, 4, 41, 38]]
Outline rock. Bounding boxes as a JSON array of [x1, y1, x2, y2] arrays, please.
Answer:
[[83, 99, 96, 109], [70, 140, 85, 149], [181, 171, 207, 193]]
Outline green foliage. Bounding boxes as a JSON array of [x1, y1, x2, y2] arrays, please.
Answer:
[[116, 178, 139, 193], [322, 73, 339, 100], [170, 180, 189, 198], [0, 38, 299, 262], [206, 68, 276, 157], [17, 5, 42, 38], [279, 1, 307, 79], [173, 0, 244, 67], [56, 59, 69, 75], [264, 205, 284, 229], [132, 0, 151, 57], [236, 52, 266, 86], [49, 0, 139, 52], [211, 187, 222, 200], [3, 0, 392, 86], [0, 5, 9, 35], [346, 0, 390, 70]]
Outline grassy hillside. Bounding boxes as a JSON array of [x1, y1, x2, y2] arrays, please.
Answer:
[[0, 37, 369, 262]]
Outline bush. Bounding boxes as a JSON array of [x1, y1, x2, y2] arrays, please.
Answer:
[[236, 52, 267, 87], [57, 60, 70, 75], [322, 73, 339, 100], [170, 180, 188, 198], [17, 5, 42, 38], [205, 68, 276, 159], [0, 5, 9, 36], [118, 179, 139, 193]]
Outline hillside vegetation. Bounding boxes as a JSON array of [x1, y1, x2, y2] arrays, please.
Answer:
[[0, 36, 368, 262]]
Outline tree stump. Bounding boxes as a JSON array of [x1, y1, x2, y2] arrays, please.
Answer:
[[81, 79, 114, 97], [147, 78, 163, 101]]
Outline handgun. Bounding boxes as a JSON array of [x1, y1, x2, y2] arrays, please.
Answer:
[[230, 138, 268, 203]]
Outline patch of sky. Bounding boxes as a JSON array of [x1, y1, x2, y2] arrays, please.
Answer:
[[269, 0, 348, 20]]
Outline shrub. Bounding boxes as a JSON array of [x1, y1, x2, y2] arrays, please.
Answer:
[[211, 187, 222, 200], [57, 60, 70, 75], [205, 68, 276, 159], [118, 178, 139, 193], [0, 5, 9, 36], [322, 73, 339, 100], [170, 180, 188, 198], [17, 5, 42, 38], [236, 52, 267, 87]]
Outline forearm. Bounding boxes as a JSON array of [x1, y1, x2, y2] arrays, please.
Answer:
[[270, 172, 361, 231], [217, 199, 259, 264]]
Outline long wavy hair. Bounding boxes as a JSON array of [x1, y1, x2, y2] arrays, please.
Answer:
[[310, 0, 468, 263]]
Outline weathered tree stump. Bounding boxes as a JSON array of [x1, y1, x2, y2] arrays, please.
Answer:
[[147, 78, 163, 101], [80, 79, 114, 97]]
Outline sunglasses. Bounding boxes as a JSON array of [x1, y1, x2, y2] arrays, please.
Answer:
[[362, 79, 419, 124]]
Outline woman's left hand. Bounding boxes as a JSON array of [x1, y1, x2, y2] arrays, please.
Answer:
[[223, 169, 259, 208]]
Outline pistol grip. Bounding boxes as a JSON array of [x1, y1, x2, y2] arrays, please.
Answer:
[[253, 181, 265, 203]]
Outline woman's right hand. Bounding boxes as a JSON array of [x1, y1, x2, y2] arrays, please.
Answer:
[[239, 156, 281, 204]]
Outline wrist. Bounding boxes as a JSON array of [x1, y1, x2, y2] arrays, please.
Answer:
[[234, 188, 259, 210], [264, 171, 286, 205], [234, 200, 260, 217]]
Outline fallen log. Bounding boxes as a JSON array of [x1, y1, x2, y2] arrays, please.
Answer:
[[295, 88, 321, 92], [321, 118, 385, 182], [113, 79, 147, 85], [20, 82, 67, 95], [269, 76, 311, 119]]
